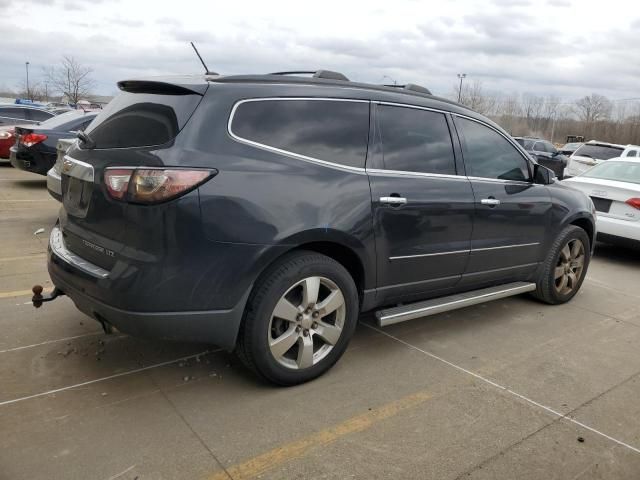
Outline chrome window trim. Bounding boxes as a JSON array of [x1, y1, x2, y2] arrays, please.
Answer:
[[49, 226, 109, 279], [366, 168, 466, 181], [62, 155, 94, 182], [466, 176, 533, 186], [373, 100, 450, 115], [227, 97, 369, 174]]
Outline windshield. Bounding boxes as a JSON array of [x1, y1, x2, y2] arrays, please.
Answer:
[[582, 161, 640, 185], [573, 144, 624, 160], [38, 110, 87, 130]]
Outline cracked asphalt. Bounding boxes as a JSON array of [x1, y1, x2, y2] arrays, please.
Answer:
[[1, 164, 640, 480]]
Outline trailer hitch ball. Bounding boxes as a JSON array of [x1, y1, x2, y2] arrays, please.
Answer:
[[32, 284, 64, 308], [32, 285, 44, 308]]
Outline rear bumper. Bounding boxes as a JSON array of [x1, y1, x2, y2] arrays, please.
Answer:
[[10, 146, 54, 176], [47, 225, 259, 350], [50, 263, 249, 350], [597, 215, 640, 242], [46, 166, 63, 201]]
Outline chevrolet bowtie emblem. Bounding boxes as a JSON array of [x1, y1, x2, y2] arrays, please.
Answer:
[[62, 159, 74, 174]]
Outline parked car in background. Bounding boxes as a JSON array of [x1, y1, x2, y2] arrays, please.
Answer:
[[559, 142, 583, 157], [43, 72, 595, 385], [513, 136, 568, 179], [0, 105, 56, 127], [620, 145, 640, 158], [563, 158, 640, 246], [565, 140, 628, 177], [46, 138, 75, 201], [9, 110, 96, 176], [1, 127, 19, 158]]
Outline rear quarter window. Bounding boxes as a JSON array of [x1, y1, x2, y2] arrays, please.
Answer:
[[85, 91, 202, 149], [231, 99, 370, 168]]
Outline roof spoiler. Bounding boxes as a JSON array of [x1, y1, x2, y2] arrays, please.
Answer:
[[117, 80, 207, 96]]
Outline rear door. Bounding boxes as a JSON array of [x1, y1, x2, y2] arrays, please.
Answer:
[[59, 83, 205, 270], [452, 115, 551, 287], [368, 103, 475, 303]]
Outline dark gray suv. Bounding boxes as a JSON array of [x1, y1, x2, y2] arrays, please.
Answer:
[[44, 71, 596, 385]]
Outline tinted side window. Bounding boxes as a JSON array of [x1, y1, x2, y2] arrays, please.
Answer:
[[27, 109, 54, 122], [456, 117, 530, 181], [627, 150, 637, 157], [378, 105, 456, 175], [232, 99, 369, 168]]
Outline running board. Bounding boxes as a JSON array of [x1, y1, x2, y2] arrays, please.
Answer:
[[375, 282, 536, 327]]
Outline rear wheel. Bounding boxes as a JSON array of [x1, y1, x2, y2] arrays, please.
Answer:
[[237, 251, 359, 385], [533, 225, 590, 304]]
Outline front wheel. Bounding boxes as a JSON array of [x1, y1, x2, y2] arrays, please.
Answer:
[[532, 225, 591, 304], [236, 251, 359, 385]]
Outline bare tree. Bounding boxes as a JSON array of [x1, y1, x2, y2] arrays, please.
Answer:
[[574, 94, 612, 124], [45, 56, 94, 104], [456, 80, 497, 115], [15, 79, 48, 102]]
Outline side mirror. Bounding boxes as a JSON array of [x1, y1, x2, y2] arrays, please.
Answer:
[[534, 163, 555, 185]]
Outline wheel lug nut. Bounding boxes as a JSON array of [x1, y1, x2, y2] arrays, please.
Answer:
[[296, 326, 301, 333], [312, 311, 319, 318], [296, 314, 302, 321], [312, 322, 318, 329], [303, 330, 309, 336]]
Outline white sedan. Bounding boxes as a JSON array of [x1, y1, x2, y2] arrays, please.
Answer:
[[562, 158, 640, 244]]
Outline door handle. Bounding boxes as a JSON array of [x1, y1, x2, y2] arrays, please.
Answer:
[[480, 198, 501, 206], [380, 196, 407, 205]]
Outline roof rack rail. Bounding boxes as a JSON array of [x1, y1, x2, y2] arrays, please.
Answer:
[[383, 83, 432, 95], [270, 70, 349, 81]]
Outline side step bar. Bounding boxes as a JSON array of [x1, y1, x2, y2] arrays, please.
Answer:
[[375, 282, 536, 327]]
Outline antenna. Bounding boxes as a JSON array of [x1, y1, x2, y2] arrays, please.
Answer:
[[190, 42, 217, 75]]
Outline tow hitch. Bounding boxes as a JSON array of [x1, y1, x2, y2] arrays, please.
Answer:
[[31, 284, 65, 308]]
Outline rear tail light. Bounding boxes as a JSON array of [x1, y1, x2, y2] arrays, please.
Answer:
[[625, 198, 640, 210], [21, 133, 48, 147], [104, 168, 216, 204], [0, 129, 14, 140]]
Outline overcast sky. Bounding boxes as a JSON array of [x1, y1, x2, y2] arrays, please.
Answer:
[[1, 0, 639, 101]]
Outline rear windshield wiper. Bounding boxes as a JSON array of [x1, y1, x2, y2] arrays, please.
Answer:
[[77, 130, 96, 149]]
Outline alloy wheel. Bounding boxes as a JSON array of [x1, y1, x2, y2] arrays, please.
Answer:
[[268, 276, 346, 370], [554, 238, 585, 295]]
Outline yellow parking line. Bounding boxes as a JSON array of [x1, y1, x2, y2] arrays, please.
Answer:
[[0, 289, 35, 299], [208, 390, 433, 480], [0, 254, 46, 263]]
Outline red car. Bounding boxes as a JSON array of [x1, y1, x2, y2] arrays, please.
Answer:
[[0, 126, 16, 159]]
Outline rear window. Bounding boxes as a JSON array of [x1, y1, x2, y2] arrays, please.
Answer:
[[84, 91, 202, 149], [231, 99, 369, 168], [573, 144, 623, 160], [38, 110, 88, 130], [582, 161, 640, 185]]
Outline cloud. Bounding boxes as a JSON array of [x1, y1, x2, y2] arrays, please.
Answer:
[[1, 0, 638, 102]]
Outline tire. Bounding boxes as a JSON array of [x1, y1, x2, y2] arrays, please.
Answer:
[[532, 225, 591, 305], [236, 250, 359, 386]]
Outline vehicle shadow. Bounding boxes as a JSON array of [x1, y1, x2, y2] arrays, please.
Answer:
[[11, 179, 48, 189], [594, 241, 640, 265]]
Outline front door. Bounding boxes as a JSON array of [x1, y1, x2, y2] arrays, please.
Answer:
[[452, 116, 552, 287], [368, 103, 475, 303]]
